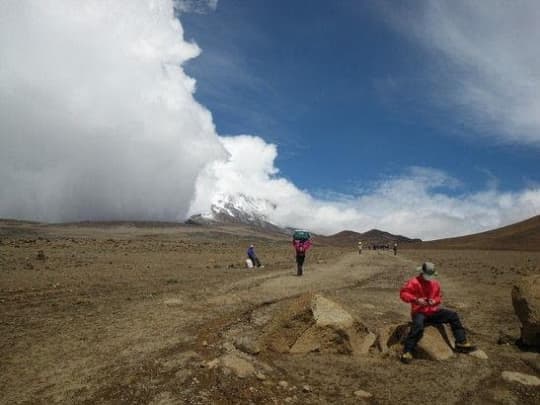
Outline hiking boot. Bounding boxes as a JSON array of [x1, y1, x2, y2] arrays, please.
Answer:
[[455, 341, 476, 353], [400, 352, 413, 364]]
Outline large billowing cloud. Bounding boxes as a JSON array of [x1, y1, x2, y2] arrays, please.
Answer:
[[382, 0, 540, 145], [190, 136, 540, 240], [1, 1, 538, 240], [0, 0, 226, 222]]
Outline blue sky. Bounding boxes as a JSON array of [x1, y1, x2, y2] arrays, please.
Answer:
[[180, 0, 540, 196], [1, 0, 539, 239]]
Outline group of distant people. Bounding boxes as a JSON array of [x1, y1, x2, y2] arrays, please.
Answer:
[[244, 235, 475, 364], [358, 241, 398, 255]]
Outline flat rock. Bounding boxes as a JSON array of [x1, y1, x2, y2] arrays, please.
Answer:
[[354, 389, 372, 398], [164, 298, 183, 307], [502, 371, 540, 386], [469, 349, 488, 360], [220, 353, 255, 378], [312, 294, 355, 327]]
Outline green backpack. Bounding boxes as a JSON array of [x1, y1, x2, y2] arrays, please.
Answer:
[[293, 230, 311, 241]]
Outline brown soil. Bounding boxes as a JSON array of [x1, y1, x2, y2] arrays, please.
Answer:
[[1, 220, 540, 404]]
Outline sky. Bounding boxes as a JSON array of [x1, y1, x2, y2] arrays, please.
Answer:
[[1, 0, 539, 240]]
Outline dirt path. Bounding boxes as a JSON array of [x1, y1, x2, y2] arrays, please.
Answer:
[[209, 250, 416, 307]]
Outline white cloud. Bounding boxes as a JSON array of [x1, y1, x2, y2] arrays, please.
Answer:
[[1, 1, 538, 240], [190, 135, 540, 240], [0, 0, 226, 222], [174, 0, 218, 14], [383, 0, 540, 145]]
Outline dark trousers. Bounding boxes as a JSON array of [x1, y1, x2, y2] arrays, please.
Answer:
[[249, 256, 261, 267], [296, 254, 305, 276], [404, 309, 466, 353]]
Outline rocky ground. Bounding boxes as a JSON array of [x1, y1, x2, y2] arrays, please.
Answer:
[[1, 221, 540, 404]]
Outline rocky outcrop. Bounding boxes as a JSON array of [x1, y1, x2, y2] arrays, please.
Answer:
[[512, 275, 540, 347], [264, 294, 375, 355]]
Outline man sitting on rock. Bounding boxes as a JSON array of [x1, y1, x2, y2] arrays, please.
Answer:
[[399, 262, 475, 363]]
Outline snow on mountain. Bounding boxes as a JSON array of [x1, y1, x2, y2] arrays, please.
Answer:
[[186, 193, 286, 232]]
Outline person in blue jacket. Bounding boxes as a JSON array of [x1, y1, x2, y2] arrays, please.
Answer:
[[247, 244, 262, 268]]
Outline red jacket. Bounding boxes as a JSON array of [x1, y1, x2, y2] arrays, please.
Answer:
[[293, 239, 312, 255], [400, 275, 442, 315]]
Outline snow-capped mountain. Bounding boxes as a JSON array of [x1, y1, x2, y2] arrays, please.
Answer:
[[186, 193, 287, 232]]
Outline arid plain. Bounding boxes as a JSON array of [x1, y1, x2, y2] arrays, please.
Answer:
[[1, 220, 539, 404]]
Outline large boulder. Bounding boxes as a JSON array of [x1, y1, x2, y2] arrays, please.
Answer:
[[512, 275, 540, 347], [378, 323, 454, 361], [415, 325, 454, 361], [264, 294, 375, 355]]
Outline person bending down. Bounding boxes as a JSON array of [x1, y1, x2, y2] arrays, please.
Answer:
[[399, 262, 475, 363], [247, 244, 262, 268]]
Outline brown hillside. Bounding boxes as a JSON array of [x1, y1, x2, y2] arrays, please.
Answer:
[[314, 229, 420, 247], [408, 215, 540, 251]]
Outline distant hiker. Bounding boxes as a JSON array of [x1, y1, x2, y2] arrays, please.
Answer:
[[358, 241, 363, 254], [292, 230, 312, 276], [293, 239, 312, 276], [247, 244, 262, 268], [393, 242, 398, 256], [399, 262, 475, 364]]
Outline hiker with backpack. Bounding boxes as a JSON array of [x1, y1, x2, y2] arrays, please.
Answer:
[[399, 262, 476, 364], [292, 230, 312, 276]]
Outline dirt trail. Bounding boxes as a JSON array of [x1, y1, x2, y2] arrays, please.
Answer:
[[209, 250, 417, 307]]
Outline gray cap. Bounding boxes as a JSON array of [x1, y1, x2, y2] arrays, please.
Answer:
[[417, 262, 438, 280]]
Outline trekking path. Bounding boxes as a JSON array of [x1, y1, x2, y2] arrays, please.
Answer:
[[209, 251, 419, 308]]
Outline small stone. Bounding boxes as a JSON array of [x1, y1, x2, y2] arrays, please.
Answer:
[[234, 337, 261, 355], [502, 371, 540, 386], [220, 353, 255, 378], [469, 349, 488, 360], [164, 298, 183, 307], [354, 389, 372, 398], [302, 385, 312, 392], [256, 372, 266, 381], [284, 397, 293, 403], [206, 359, 219, 369], [278, 380, 289, 389], [202, 340, 208, 347]]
